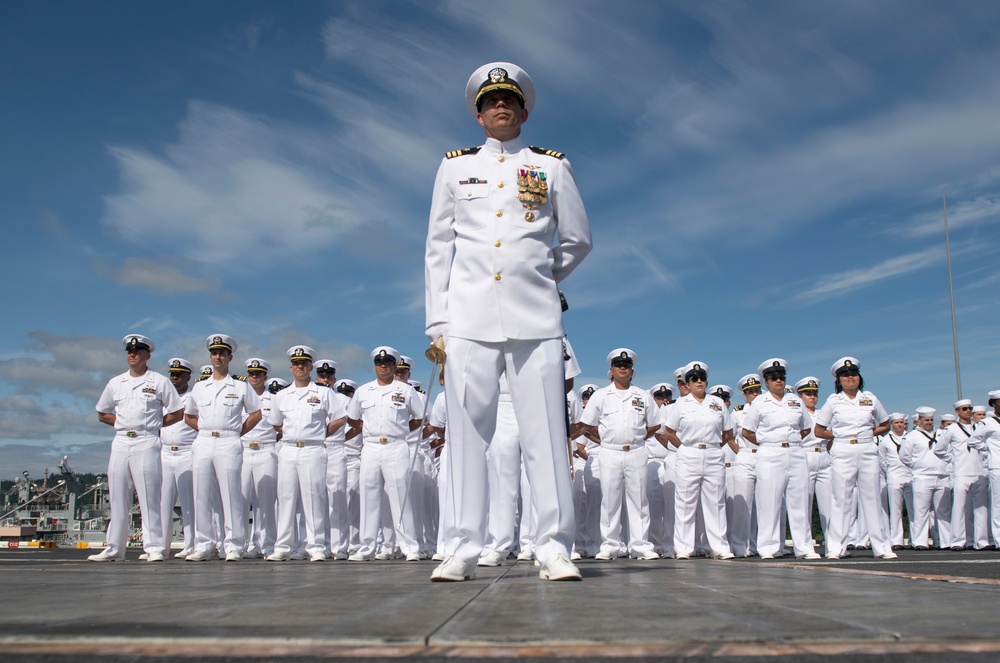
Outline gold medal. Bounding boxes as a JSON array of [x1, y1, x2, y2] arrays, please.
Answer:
[[524, 211, 535, 222]]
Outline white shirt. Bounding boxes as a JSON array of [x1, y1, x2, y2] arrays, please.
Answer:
[[663, 394, 733, 446], [161, 388, 197, 446], [968, 415, 1000, 469], [898, 427, 950, 477], [185, 375, 261, 433], [878, 432, 912, 483], [741, 391, 810, 445], [242, 390, 278, 445], [323, 390, 353, 446], [814, 391, 888, 440], [268, 382, 345, 443], [425, 136, 592, 342], [938, 420, 987, 477], [96, 370, 182, 436], [581, 384, 660, 447], [347, 380, 421, 441]]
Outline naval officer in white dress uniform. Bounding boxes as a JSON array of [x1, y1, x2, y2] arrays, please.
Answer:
[[425, 62, 592, 581]]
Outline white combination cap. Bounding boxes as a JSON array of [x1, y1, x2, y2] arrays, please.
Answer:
[[607, 348, 636, 366], [245, 358, 271, 373], [122, 334, 155, 353], [831, 356, 860, 377], [371, 346, 401, 365], [206, 334, 237, 352], [287, 346, 315, 362], [167, 357, 192, 373], [466, 62, 535, 116]]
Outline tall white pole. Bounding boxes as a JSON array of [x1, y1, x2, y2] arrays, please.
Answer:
[[943, 196, 962, 399]]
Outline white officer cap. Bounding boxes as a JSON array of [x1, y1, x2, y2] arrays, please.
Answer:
[[409, 379, 423, 392], [989, 390, 1000, 406], [167, 357, 193, 373], [245, 358, 270, 374], [287, 345, 315, 362], [315, 359, 338, 373], [831, 356, 860, 377], [206, 334, 237, 353], [579, 383, 598, 399], [122, 334, 155, 353], [915, 406, 936, 418], [757, 358, 788, 379], [371, 346, 401, 365], [738, 374, 762, 392], [607, 348, 636, 367], [396, 355, 414, 370], [941, 413, 957, 422], [335, 379, 358, 396], [466, 62, 535, 116], [199, 365, 212, 376], [649, 383, 673, 398], [266, 377, 289, 392], [973, 405, 987, 414], [673, 367, 686, 384], [953, 398, 972, 409], [710, 385, 733, 400], [889, 412, 907, 422], [683, 361, 709, 381], [795, 376, 820, 393]]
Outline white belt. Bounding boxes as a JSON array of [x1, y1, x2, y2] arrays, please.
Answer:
[[364, 436, 405, 445], [118, 429, 155, 439], [758, 441, 793, 448], [244, 441, 276, 450], [602, 443, 642, 452], [834, 437, 873, 445], [201, 430, 240, 438], [285, 440, 325, 448]]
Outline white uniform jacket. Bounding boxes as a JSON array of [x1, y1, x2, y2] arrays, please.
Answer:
[[898, 428, 950, 478], [741, 392, 810, 445], [935, 422, 986, 478], [581, 385, 661, 448], [663, 394, 733, 446], [268, 382, 346, 443], [97, 370, 182, 436], [424, 136, 592, 342], [968, 416, 1000, 470]]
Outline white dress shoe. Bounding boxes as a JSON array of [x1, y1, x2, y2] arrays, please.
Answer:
[[715, 551, 735, 560], [634, 550, 660, 560], [310, 552, 326, 562], [594, 550, 615, 561], [759, 553, 775, 560], [800, 552, 822, 560], [430, 556, 475, 581], [243, 550, 262, 559], [87, 550, 122, 562], [146, 551, 165, 562], [225, 552, 242, 562], [477, 550, 504, 567], [878, 551, 899, 559], [347, 553, 371, 562], [826, 553, 840, 560], [570, 551, 582, 561], [174, 549, 193, 559], [539, 553, 582, 581], [185, 550, 209, 562], [265, 552, 287, 562], [675, 552, 691, 560], [138, 553, 149, 561], [405, 552, 421, 562], [431, 552, 446, 561], [516, 549, 534, 562]]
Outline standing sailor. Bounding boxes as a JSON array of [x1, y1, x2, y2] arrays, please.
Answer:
[[936, 399, 989, 549], [184, 334, 261, 562], [424, 62, 592, 581], [968, 391, 1000, 547], [241, 358, 278, 559], [877, 413, 912, 550], [899, 407, 952, 549], [160, 357, 198, 559], [798, 377, 833, 552], [91, 335, 182, 562]]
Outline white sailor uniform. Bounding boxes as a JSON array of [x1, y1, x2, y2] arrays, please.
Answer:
[[240, 389, 278, 557], [160, 388, 197, 555]]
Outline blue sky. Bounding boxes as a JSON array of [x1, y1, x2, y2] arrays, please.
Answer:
[[2, 0, 1000, 478]]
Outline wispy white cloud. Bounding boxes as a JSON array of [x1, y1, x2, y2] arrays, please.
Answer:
[[901, 196, 1000, 238], [791, 247, 943, 303], [94, 257, 226, 296]]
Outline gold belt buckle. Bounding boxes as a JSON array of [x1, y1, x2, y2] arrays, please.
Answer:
[[126, 430, 137, 438], [170, 445, 179, 451], [849, 438, 858, 444], [750, 448, 757, 453], [725, 462, 731, 467], [296, 441, 305, 448], [696, 443, 707, 449], [813, 447, 822, 452], [249, 442, 260, 450], [211, 431, 221, 438], [379, 437, 388, 444], [622, 444, 630, 451], [780, 442, 789, 448]]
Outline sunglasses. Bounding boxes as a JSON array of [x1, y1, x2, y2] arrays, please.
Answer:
[[611, 360, 633, 368], [839, 369, 860, 377], [766, 374, 786, 382], [687, 373, 708, 383]]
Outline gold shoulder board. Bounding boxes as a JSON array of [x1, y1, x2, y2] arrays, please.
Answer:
[[529, 145, 565, 159], [445, 146, 482, 159]]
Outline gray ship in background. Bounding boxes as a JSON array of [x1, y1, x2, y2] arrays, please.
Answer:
[[0, 455, 180, 549]]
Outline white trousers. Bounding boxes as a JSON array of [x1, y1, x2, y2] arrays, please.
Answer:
[[241, 444, 277, 555], [105, 435, 163, 556], [326, 444, 350, 555], [483, 399, 521, 554], [755, 446, 813, 557], [345, 452, 361, 552], [577, 451, 603, 556], [727, 453, 756, 556], [883, 480, 913, 547], [420, 447, 439, 553], [828, 442, 890, 557], [910, 475, 952, 548], [358, 441, 418, 557], [952, 474, 990, 549], [646, 452, 675, 554], [440, 337, 575, 567], [274, 443, 327, 556], [988, 469, 1000, 546], [192, 435, 246, 555], [673, 445, 730, 557], [599, 447, 653, 555], [161, 445, 194, 554], [805, 447, 833, 550]]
